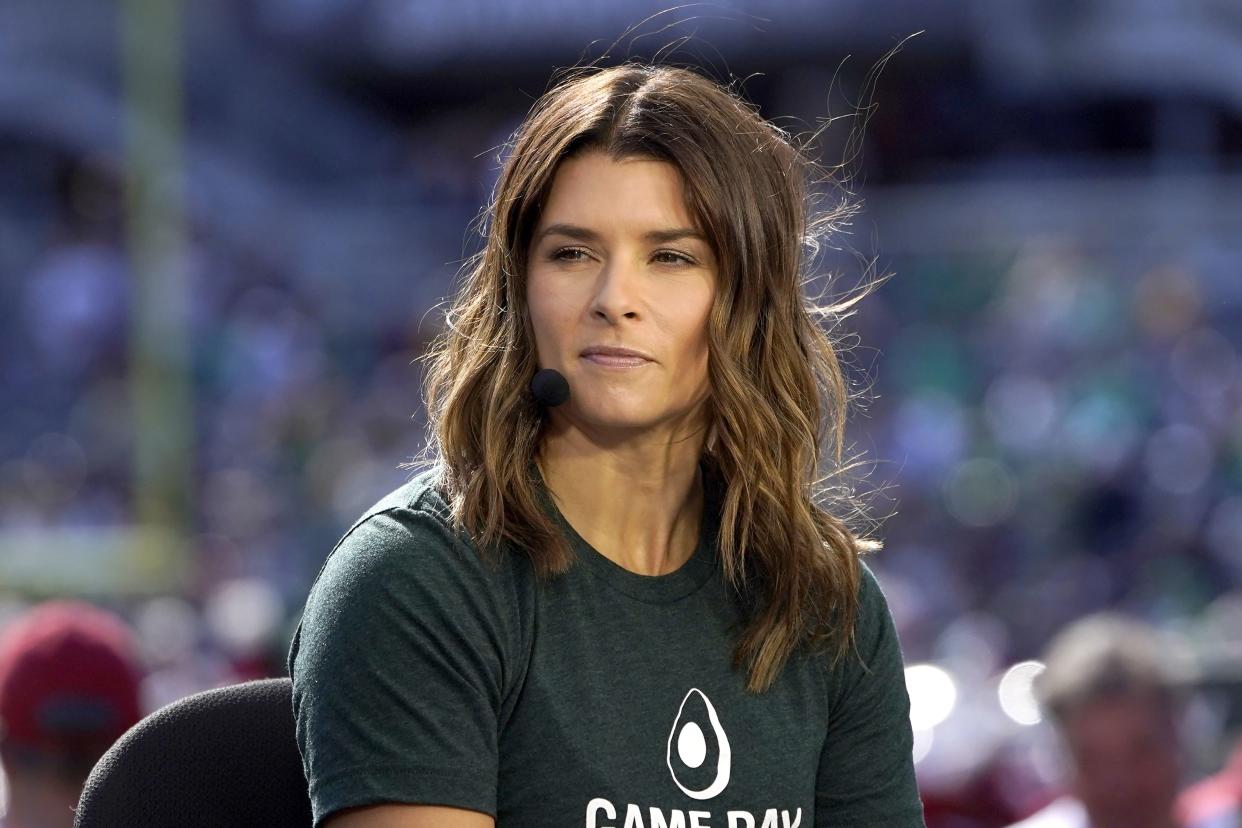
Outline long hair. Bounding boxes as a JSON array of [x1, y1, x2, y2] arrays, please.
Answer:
[[414, 61, 887, 694]]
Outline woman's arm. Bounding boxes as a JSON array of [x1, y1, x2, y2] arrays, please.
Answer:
[[815, 561, 927, 827], [289, 504, 514, 827], [324, 803, 495, 827]]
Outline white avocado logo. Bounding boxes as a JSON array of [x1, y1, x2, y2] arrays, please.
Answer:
[[665, 688, 731, 800]]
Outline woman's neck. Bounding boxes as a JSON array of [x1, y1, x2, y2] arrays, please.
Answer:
[[536, 431, 706, 576]]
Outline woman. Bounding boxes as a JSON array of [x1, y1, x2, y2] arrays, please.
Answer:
[[288, 62, 926, 827]]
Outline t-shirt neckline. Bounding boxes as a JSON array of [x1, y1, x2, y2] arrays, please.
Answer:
[[534, 460, 720, 604]]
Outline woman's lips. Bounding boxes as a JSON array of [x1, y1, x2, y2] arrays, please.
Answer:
[[581, 354, 651, 368]]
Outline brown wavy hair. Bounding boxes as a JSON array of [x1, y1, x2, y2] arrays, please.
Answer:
[[413, 60, 889, 694]]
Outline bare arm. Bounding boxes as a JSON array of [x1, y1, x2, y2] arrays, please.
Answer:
[[324, 803, 495, 827]]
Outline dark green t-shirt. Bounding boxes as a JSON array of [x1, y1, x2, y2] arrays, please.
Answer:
[[287, 466, 926, 827]]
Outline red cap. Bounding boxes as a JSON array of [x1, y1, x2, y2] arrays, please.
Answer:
[[0, 600, 144, 756]]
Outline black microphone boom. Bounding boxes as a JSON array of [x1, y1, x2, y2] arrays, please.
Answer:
[[531, 368, 570, 407]]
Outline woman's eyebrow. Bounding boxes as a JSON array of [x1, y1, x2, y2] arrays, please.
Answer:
[[536, 223, 707, 245]]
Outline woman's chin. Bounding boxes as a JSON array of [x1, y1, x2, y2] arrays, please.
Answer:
[[569, 404, 664, 434], [581, 414, 659, 434]]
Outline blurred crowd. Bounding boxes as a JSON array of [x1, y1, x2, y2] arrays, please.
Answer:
[[3, 146, 1240, 828], [3, 1, 1242, 826]]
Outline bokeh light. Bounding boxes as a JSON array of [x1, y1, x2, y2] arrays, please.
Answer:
[[906, 663, 959, 731], [998, 660, 1045, 726]]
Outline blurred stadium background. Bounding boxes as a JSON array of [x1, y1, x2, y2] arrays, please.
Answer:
[[1, 0, 1240, 822]]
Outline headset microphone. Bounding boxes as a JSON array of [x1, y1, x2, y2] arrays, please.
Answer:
[[530, 368, 571, 407]]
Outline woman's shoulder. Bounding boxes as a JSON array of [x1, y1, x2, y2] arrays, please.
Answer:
[[309, 465, 527, 596], [350, 463, 456, 536], [822, 557, 906, 682], [289, 465, 532, 679], [855, 557, 888, 613]]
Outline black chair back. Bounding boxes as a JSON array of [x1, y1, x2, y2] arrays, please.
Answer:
[[74, 677, 312, 827]]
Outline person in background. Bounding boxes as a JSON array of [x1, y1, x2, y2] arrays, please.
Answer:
[[1004, 611, 1203, 828], [0, 600, 144, 828], [1178, 734, 1242, 828]]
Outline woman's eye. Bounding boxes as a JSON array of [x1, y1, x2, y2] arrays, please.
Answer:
[[551, 247, 590, 262], [654, 250, 695, 266]]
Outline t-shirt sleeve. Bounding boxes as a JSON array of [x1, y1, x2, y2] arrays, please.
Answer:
[[815, 560, 927, 827], [287, 505, 515, 827]]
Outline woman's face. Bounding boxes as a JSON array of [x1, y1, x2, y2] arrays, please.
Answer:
[[526, 150, 717, 440]]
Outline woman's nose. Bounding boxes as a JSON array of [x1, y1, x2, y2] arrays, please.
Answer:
[[590, 258, 643, 320]]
